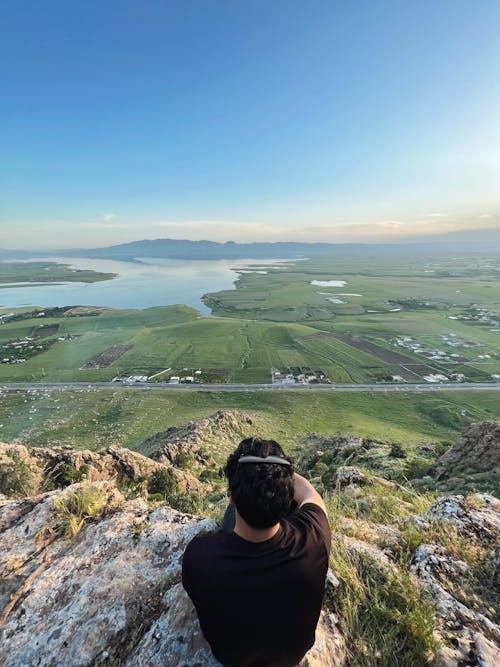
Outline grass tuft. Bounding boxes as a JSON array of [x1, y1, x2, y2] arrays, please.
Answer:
[[52, 483, 122, 539]]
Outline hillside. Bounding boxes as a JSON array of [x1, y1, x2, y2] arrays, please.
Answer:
[[0, 415, 499, 666]]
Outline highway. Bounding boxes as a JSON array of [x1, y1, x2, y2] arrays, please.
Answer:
[[2, 381, 500, 393]]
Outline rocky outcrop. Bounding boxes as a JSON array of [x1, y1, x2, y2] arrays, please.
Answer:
[[295, 432, 385, 469], [150, 440, 217, 470], [410, 494, 500, 667], [138, 410, 254, 462], [433, 422, 500, 492], [326, 466, 500, 667], [292, 431, 420, 482], [0, 482, 346, 667], [0, 442, 206, 497], [330, 465, 407, 491]]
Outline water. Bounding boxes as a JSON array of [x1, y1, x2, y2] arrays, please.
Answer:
[[0, 257, 290, 315]]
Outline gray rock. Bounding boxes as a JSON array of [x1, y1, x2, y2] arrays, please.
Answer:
[[0, 483, 346, 667], [410, 494, 500, 666], [0, 442, 207, 497], [434, 422, 500, 488]]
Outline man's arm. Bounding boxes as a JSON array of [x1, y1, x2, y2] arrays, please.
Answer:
[[293, 473, 327, 515]]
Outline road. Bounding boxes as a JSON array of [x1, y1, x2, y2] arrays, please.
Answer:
[[2, 381, 500, 393]]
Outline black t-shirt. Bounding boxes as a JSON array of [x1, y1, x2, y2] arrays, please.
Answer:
[[182, 503, 331, 667]]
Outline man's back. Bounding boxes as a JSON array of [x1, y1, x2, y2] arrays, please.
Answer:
[[182, 502, 331, 667]]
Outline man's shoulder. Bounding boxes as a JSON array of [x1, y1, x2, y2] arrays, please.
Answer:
[[185, 528, 222, 549], [183, 528, 227, 561], [285, 503, 332, 550]]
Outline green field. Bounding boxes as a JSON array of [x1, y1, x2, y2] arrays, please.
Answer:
[[1, 388, 499, 460], [0, 260, 115, 285], [1, 254, 499, 385], [1, 253, 499, 466]]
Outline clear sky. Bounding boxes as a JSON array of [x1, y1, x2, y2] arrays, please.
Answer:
[[2, 0, 500, 248]]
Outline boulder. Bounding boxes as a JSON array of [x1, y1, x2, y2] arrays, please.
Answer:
[[434, 422, 500, 490]]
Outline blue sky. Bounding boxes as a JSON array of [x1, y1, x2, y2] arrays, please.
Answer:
[[1, 0, 499, 248]]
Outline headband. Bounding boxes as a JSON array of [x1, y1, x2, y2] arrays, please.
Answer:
[[238, 455, 291, 466]]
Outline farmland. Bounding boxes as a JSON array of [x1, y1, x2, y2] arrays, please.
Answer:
[[1, 254, 499, 385], [1, 252, 499, 450]]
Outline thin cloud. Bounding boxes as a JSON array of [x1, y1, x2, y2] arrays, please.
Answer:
[[426, 213, 449, 218], [479, 213, 492, 219], [101, 213, 117, 222], [379, 220, 403, 229]]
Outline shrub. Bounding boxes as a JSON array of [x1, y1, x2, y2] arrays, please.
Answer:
[[147, 468, 177, 499], [404, 457, 432, 480], [0, 457, 35, 497], [44, 460, 87, 489], [173, 451, 195, 470], [389, 443, 407, 459], [199, 468, 222, 483], [168, 492, 202, 514]]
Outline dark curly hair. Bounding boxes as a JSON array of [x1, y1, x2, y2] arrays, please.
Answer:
[[224, 437, 294, 529]]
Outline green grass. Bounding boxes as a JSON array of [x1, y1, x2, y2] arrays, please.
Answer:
[[327, 480, 434, 526], [327, 520, 437, 666], [1, 389, 499, 461], [52, 483, 122, 538], [2, 253, 499, 384], [0, 260, 114, 284]]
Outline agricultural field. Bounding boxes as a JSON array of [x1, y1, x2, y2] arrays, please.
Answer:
[[0, 254, 499, 385]]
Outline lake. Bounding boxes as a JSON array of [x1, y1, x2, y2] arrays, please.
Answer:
[[0, 257, 292, 315]]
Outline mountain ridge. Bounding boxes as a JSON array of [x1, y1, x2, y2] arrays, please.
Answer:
[[2, 225, 500, 260]]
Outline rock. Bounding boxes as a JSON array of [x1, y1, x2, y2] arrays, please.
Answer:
[[295, 432, 384, 472], [0, 483, 346, 667], [412, 544, 500, 666], [297, 609, 345, 667], [0, 442, 207, 498], [332, 466, 368, 487], [150, 440, 216, 470], [415, 494, 500, 545], [0, 484, 216, 667], [438, 633, 500, 667], [342, 535, 397, 570], [138, 410, 254, 463], [434, 422, 500, 490], [329, 465, 407, 493], [410, 493, 500, 666]]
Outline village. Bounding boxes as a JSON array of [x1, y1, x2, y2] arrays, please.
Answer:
[[1, 335, 73, 365], [390, 333, 500, 383], [271, 367, 331, 385], [448, 305, 500, 327]]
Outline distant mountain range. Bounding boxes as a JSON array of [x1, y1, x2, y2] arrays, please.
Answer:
[[2, 226, 500, 261]]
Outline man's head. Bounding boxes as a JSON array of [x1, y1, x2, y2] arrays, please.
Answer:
[[224, 437, 294, 529]]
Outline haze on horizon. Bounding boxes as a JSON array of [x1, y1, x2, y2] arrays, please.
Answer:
[[1, 1, 500, 250]]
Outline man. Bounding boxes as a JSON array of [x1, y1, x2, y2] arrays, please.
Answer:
[[182, 437, 331, 667]]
